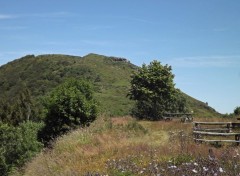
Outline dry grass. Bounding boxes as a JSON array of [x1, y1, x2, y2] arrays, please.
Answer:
[[21, 116, 240, 176]]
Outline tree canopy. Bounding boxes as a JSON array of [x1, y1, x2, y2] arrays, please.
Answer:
[[39, 79, 98, 144], [234, 106, 240, 116], [128, 60, 188, 120]]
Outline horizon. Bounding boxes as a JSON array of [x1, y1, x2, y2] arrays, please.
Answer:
[[0, 0, 240, 114]]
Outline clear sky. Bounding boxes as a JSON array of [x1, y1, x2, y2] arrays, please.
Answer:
[[0, 0, 240, 114]]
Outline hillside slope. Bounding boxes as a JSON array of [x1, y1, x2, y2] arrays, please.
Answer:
[[0, 53, 220, 117]]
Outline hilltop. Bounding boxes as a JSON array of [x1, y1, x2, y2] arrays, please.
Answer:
[[0, 53, 220, 117]]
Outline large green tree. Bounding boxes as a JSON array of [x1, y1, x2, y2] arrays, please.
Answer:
[[234, 106, 240, 116], [39, 79, 98, 144], [128, 60, 187, 120]]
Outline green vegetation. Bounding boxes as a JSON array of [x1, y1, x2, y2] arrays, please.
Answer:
[[39, 79, 98, 145], [234, 106, 240, 116], [0, 87, 41, 126], [0, 53, 219, 118], [0, 53, 224, 175], [183, 93, 220, 118], [0, 122, 43, 176], [128, 60, 188, 120]]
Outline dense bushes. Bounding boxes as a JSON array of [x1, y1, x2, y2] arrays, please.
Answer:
[[0, 88, 42, 126], [39, 79, 98, 145], [0, 122, 43, 175], [0, 79, 99, 174]]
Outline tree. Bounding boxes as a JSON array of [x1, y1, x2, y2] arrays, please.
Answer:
[[128, 60, 187, 120], [0, 88, 40, 126], [234, 106, 240, 116], [39, 79, 98, 144]]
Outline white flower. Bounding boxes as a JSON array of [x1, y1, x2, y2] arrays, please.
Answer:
[[168, 165, 177, 169], [194, 162, 198, 166], [219, 167, 224, 173], [192, 169, 198, 173], [203, 167, 208, 171]]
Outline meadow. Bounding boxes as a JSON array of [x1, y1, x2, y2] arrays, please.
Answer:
[[19, 116, 240, 176]]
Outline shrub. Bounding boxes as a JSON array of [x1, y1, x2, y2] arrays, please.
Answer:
[[39, 79, 98, 145], [0, 122, 43, 176]]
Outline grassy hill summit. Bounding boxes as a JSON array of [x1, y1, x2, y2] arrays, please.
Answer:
[[0, 53, 220, 117]]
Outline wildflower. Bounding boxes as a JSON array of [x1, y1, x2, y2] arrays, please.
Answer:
[[192, 169, 198, 173], [194, 162, 198, 166], [168, 165, 177, 169], [219, 167, 224, 173], [203, 167, 208, 171]]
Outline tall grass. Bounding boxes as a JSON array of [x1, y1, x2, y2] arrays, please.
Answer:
[[20, 117, 240, 176]]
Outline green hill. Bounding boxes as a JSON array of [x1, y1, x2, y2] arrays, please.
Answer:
[[0, 53, 220, 118]]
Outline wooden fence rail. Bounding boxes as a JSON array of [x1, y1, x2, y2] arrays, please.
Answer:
[[193, 121, 240, 145]]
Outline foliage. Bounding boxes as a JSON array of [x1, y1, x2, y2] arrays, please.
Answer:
[[0, 88, 42, 126], [128, 60, 188, 120], [0, 53, 221, 118], [0, 54, 136, 117], [234, 106, 240, 116], [39, 79, 98, 144], [0, 122, 43, 176]]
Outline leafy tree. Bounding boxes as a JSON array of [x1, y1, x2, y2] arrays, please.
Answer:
[[128, 60, 187, 120], [39, 79, 98, 144], [0, 122, 43, 176], [234, 106, 240, 116], [0, 88, 40, 126]]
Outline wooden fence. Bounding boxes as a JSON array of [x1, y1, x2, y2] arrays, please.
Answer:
[[163, 113, 193, 122], [193, 121, 240, 145]]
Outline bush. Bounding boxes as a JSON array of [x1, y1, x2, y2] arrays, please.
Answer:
[[39, 79, 98, 145], [0, 122, 43, 176]]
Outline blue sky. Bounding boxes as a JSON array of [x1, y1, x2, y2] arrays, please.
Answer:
[[0, 0, 240, 114]]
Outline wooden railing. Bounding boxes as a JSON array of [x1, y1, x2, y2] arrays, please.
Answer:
[[163, 113, 193, 122], [193, 121, 240, 145]]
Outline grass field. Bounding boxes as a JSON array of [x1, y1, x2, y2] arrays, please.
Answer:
[[19, 116, 240, 176]]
